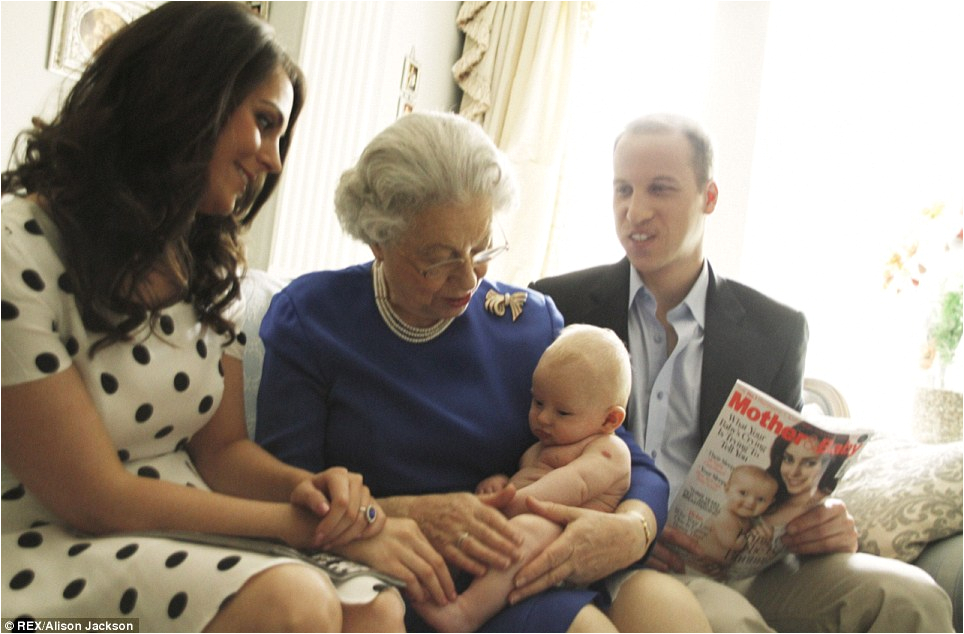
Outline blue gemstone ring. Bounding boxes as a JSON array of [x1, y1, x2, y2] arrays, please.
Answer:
[[360, 504, 377, 524]]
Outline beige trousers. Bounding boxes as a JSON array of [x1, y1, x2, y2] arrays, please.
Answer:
[[672, 553, 953, 632]]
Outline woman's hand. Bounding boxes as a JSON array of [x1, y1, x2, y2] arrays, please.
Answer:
[[290, 467, 384, 548], [508, 498, 652, 604], [782, 498, 857, 555], [408, 488, 524, 577], [333, 517, 457, 606]]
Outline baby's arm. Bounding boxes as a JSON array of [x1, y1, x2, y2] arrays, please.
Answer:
[[506, 435, 631, 516], [712, 515, 746, 552]]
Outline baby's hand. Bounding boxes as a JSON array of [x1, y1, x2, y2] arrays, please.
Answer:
[[476, 474, 510, 495]]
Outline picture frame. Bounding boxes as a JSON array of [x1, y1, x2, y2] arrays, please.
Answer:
[[401, 55, 420, 94], [47, 1, 271, 79], [47, 1, 160, 78], [246, 1, 270, 20], [396, 95, 416, 119], [397, 54, 419, 118]]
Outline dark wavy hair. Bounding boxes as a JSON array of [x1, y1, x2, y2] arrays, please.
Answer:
[[2, 1, 305, 352], [765, 421, 851, 508]]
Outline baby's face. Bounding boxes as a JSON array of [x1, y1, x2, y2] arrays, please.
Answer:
[[725, 469, 777, 518], [528, 358, 611, 446]]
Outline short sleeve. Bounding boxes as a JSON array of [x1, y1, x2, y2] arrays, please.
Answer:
[[1, 200, 74, 386]]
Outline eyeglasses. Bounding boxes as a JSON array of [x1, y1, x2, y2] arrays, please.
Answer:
[[400, 222, 509, 280]]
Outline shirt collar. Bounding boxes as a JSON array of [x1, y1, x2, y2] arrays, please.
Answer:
[[628, 260, 710, 329]]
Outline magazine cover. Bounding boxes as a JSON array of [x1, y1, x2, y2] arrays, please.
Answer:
[[666, 380, 871, 580]]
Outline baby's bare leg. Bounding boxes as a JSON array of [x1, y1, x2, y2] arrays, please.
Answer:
[[416, 514, 561, 632]]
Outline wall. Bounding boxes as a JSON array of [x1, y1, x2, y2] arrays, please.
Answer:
[[0, 1, 462, 270], [248, 1, 463, 270], [1, 2, 69, 161]]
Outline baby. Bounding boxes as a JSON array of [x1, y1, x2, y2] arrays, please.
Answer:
[[417, 324, 632, 632], [697, 464, 778, 567]]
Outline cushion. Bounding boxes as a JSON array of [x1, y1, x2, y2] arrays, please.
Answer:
[[240, 269, 290, 438], [834, 437, 963, 562]]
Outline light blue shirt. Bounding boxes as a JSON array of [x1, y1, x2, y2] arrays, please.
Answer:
[[627, 262, 709, 502]]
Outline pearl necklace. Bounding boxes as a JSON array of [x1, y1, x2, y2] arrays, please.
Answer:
[[372, 261, 454, 344]]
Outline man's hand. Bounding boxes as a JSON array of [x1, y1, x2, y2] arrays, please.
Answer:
[[782, 497, 858, 555]]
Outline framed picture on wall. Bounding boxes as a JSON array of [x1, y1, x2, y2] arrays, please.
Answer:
[[47, 1, 160, 78], [47, 1, 271, 79], [397, 53, 419, 118], [246, 1, 270, 20], [401, 55, 420, 94]]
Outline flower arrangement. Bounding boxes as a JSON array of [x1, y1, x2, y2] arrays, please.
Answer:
[[883, 203, 963, 389]]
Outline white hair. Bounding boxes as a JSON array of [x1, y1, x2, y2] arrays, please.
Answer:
[[334, 112, 518, 245]]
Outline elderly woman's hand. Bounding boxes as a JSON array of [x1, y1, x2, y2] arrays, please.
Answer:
[[290, 466, 384, 548], [507, 498, 653, 604], [333, 517, 457, 605], [408, 487, 524, 577]]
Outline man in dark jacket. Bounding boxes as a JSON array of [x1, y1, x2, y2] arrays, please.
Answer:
[[531, 113, 952, 632]]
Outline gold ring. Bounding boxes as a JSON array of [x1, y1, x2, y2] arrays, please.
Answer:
[[360, 504, 377, 524], [456, 531, 470, 549]]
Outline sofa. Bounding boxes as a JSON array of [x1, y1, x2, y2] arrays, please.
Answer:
[[239, 269, 963, 631]]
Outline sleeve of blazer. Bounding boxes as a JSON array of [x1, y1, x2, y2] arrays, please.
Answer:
[[701, 275, 810, 438], [769, 308, 809, 412]]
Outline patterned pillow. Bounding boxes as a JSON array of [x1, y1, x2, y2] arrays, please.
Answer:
[[834, 437, 963, 562]]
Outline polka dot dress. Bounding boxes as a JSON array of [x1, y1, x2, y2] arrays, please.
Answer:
[[0, 198, 381, 630]]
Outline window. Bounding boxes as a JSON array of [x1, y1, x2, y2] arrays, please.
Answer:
[[552, 2, 963, 432]]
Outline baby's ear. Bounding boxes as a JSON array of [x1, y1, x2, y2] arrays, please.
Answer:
[[602, 406, 626, 432]]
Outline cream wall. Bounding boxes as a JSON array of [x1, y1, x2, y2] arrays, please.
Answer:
[[1, 2, 69, 162], [0, 1, 462, 269]]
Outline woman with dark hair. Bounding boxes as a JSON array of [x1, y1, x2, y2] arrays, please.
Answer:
[[748, 422, 852, 552], [1, 3, 402, 631]]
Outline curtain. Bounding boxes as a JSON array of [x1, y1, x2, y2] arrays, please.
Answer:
[[453, 1, 589, 286]]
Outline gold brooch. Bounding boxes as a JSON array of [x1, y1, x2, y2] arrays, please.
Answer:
[[484, 290, 527, 322]]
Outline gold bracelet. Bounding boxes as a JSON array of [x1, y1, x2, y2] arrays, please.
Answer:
[[628, 511, 653, 549]]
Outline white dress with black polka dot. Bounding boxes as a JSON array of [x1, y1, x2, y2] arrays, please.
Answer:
[[0, 197, 379, 630]]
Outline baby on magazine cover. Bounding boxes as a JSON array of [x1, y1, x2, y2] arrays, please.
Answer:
[[695, 465, 778, 566], [667, 382, 871, 581]]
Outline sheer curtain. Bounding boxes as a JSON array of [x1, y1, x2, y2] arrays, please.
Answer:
[[453, 1, 587, 285], [550, 2, 963, 433], [267, 2, 395, 279], [738, 2, 963, 430], [545, 1, 722, 280]]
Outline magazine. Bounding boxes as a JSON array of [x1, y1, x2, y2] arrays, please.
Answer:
[[665, 380, 871, 581]]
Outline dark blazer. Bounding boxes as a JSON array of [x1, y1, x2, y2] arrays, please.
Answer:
[[531, 258, 809, 442]]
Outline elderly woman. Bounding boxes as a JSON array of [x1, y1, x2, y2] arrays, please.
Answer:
[[256, 112, 708, 632]]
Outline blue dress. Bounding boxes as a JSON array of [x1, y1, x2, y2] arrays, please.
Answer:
[[257, 262, 669, 631]]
